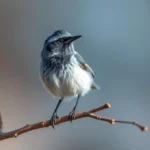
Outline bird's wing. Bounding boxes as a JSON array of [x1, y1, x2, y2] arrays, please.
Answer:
[[74, 52, 95, 78]]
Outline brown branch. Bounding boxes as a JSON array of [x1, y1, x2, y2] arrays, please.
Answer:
[[0, 103, 148, 141], [0, 112, 3, 129]]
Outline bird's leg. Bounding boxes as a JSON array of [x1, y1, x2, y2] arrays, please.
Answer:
[[69, 95, 80, 122], [50, 99, 63, 128]]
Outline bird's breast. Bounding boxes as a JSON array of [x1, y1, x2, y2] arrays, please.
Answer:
[[40, 56, 93, 98]]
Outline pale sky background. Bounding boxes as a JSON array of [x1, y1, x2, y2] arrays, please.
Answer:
[[0, 0, 150, 150]]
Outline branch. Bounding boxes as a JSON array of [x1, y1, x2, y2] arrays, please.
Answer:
[[0, 112, 3, 130], [0, 103, 148, 141]]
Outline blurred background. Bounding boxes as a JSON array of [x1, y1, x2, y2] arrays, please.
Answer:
[[0, 0, 150, 149]]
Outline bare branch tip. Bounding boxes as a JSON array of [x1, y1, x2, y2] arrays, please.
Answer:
[[142, 126, 148, 132], [133, 122, 148, 132], [106, 103, 111, 108]]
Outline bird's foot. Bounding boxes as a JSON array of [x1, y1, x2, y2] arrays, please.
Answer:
[[50, 113, 59, 129], [69, 108, 76, 122]]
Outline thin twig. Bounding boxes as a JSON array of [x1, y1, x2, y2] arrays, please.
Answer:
[[0, 103, 148, 141], [0, 112, 3, 132]]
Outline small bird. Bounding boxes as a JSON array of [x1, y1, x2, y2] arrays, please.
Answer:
[[40, 30, 99, 128]]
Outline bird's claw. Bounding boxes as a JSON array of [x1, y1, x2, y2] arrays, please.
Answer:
[[50, 113, 59, 129], [69, 108, 76, 123]]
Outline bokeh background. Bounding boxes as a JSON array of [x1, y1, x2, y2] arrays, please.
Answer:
[[0, 0, 150, 149]]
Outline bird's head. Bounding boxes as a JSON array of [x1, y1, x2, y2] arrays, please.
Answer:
[[41, 30, 82, 59]]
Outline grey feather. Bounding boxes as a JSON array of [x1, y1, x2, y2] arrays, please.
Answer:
[[74, 52, 95, 78], [40, 30, 99, 98]]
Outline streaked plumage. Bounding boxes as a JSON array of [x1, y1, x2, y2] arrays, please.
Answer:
[[40, 30, 99, 128]]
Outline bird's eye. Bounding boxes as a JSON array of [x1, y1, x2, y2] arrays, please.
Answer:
[[46, 41, 59, 52], [59, 38, 64, 43]]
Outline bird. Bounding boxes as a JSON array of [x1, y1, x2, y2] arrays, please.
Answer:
[[40, 30, 99, 128]]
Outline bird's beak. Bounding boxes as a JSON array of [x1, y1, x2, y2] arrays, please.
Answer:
[[71, 35, 82, 41], [64, 35, 82, 44]]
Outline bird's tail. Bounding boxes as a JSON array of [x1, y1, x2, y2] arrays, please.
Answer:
[[91, 83, 100, 90]]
